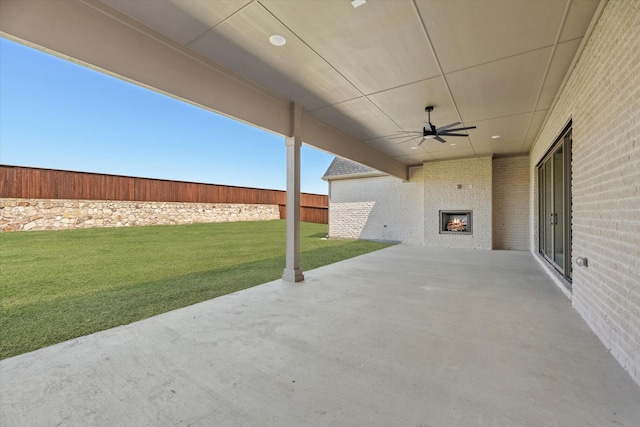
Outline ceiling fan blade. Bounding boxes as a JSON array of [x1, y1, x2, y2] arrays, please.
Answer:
[[435, 122, 461, 132], [435, 136, 446, 143], [438, 126, 475, 133], [438, 133, 470, 137]]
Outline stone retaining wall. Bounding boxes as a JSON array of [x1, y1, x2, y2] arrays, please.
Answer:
[[0, 198, 280, 232]]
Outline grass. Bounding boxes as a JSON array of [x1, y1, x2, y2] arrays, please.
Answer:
[[0, 220, 394, 359]]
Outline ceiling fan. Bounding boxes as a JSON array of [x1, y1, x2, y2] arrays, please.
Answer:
[[392, 106, 476, 145]]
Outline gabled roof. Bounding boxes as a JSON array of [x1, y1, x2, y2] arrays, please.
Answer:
[[322, 157, 386, 181]]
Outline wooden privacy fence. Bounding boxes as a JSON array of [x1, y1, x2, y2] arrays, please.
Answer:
[[0, 165, 328, 224]]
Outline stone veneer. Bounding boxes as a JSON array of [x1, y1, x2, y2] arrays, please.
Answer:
[[0, 198, 280, 232]]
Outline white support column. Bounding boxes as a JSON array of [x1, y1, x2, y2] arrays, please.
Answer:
[[283, 103, 304, 282]]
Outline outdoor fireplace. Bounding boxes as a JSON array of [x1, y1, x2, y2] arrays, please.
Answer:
[[440, 211, 472, 234]]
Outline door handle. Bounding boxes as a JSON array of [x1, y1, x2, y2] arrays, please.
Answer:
[[550, 213, 557, 225]]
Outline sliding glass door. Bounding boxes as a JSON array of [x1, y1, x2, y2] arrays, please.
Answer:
[[538, 126, 572, 280]]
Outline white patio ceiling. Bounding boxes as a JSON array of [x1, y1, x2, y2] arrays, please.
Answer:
[[0, 0, 601, 177]]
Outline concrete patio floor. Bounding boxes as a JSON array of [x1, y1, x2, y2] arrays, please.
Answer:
[[1, 245, 639, 426]]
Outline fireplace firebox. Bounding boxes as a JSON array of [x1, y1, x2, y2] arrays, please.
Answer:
[[440, 211, 472, 234]]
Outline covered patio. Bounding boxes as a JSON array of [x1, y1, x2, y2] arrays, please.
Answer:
[[2, 246, 639, 426], [1, 0, 638, 415]]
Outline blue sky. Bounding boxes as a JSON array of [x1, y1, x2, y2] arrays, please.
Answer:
[[0, 38, 334, 195]]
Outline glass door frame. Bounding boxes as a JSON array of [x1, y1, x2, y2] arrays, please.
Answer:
[[537, 122, 572, 280]]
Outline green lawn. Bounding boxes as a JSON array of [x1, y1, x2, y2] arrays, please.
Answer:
[[0, 220, 393, 359]]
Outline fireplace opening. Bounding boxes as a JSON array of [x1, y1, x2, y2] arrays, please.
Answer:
[[440, 211, 472, 234]]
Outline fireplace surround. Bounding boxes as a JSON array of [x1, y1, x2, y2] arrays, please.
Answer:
[[440, 210, 472, 234]]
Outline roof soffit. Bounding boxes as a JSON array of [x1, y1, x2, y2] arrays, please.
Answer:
[[23, 0, 603, 168]]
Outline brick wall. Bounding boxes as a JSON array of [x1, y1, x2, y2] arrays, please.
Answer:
[[328, 158, 493, 249], [328, 201, 376, 239], [424, 157, 492, 249], [328, 167, 424, 243], [0, 199, 280, 231], [493, 156, 530, 250], [528, 0, 639, 385]]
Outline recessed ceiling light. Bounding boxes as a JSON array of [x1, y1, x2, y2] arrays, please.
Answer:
[[411, 146, 418, 150], [450, 143, 456, 146], [491, 135, 501, 139], [351, 0, 367, 8], [269, 35, 286, 46]]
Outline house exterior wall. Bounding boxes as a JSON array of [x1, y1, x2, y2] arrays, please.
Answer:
[[328, 167, 424, 243], [328, 158, 498, 249], [424, 157, 492, 249], [529, 0, 639, 385], [493, 156, 530, 250]]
